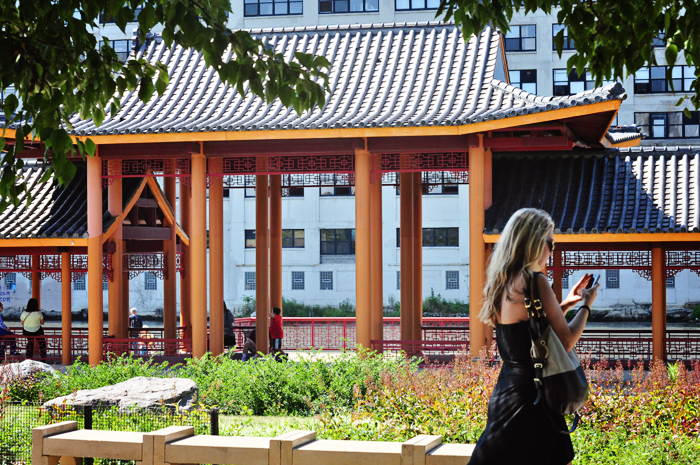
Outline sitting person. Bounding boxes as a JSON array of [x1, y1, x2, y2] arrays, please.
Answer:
[[240, 328, 256, 361], [223, 302, 237, 348]]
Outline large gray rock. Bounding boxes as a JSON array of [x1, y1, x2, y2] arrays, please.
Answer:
[[43, 376, 198, 412], [0, 359, 57, 384]]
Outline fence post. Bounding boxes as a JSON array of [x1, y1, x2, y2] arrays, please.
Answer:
[[210, 408, 219, 435], [84, 406, 93, 465]]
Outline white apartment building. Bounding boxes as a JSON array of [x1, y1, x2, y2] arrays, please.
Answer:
[[2, 4, 698, 317]]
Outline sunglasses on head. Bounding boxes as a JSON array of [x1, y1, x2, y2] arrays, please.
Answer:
[[546, 239, 556, 252]]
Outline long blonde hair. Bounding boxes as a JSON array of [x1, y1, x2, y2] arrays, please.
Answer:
[[480, 208, 554, 326]]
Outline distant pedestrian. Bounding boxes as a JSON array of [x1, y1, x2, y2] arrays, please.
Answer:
[[269, 307, 283, 354], [20, 298, 46, 359], [129, 308, 143, 337], [0, 302, 18, 356], [223, 302, 236, 347], [240, 328, 256, 361]]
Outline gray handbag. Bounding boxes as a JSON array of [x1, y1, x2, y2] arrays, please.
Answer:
[[524, 272, 589, 433]]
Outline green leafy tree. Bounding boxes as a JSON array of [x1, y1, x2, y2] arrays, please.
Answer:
[[0, 0, 329, 211], [438, 0, 699, 109]]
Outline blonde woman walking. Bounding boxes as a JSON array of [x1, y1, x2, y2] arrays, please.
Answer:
[[468, 208, 599, 465]]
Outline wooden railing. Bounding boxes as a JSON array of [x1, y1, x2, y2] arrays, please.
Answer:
[[33, 422, 474, 465]]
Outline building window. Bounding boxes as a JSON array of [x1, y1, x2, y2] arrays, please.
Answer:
[[635, 112, 699, 139], [561, 275, 569, 290], [282, 229, 305, 248], [505, 25, 536, 52], [423, 228, 459, 247], [244, 0, 303, 16], [292, 271, 305, 290], [3, 272, 16, 289], [395, 0, 439, 11], [109, 39, 132, 62], [145, 272, 158, 291], [320, 186, 355, 196], [247, 229, 304, 248], [606, 269, 620, 289], [282, 187, 304, 197], [552, 25, 575, 50], [666, 276, 676, 288], [509, 70, 537, 94], [396, 271, 400, 290], [103, 281, 109, 291], [245, 272, 256, 291], [320, 229, 355, 255], [634, 66, 695, 94], [74, 275, 86, 291], [245, 230, 256, 248], [319, 0, 378, 13], [320, 271, 333, 290], [554, 68, 616, 96], [397, 228, 459, 247], [420, 173, 459, 195], [446, 271, 459, 290]]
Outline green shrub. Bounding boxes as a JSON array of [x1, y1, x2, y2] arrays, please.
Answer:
[[692, 304, 700, 320], [422, 289, 469, 316]]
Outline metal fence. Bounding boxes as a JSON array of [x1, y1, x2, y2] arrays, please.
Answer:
[[0, 402, 215, 465]]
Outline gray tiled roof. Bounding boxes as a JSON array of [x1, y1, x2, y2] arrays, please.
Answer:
[[69, 22, 626, 136], [605, 125, 643, 144], [0, 164, 116, 239], [485, 147, 700, 234]]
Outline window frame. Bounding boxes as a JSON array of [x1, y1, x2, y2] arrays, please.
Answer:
[[633, 65, 695, 94], [634, 111, 699, 139], [552, 24, 575, 51], [666, 275, 675, 289], [144, 272, 158, 291], [320, 229, 356, 255], [446, 270, 460, 290], [319, 0, 379, 14], [605, 269, 620, 289], [292, 271, 305, 290], [244, 0, 303, 17], [504, 25, 537, 52], [282, 229, 305, 248], [509, 69, 537, 94], [394, 0, 440, 11], [245, 271, 256, 291], [397, 227, 459, 247], [319, 186, 355, 196], [74, 275, 86, 291], [320, 271, 333, 290]]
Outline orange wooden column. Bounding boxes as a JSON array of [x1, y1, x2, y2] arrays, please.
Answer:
[[399, 171, 414, 341], [107, 164, 123, 337], [31, 255, 41, 311], [469, 134, 488, 359], [369, 174, 383, 348], [179, 181, 192, 339], [87, 151, 104, 365], [61, 252, 72, 365], [355, 148, 371, 350], [163, 177, 178, 340], [412, 172, 423, 341], [651, 244, 667, 362], [255, 173, 270, 354], [269, 175, 283, 314], [209, 175, 224, 356], [552, 249, 563, 302], [191, 150, 208, 357]]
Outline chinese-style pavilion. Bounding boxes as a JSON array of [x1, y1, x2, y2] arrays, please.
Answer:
[[4, 21, 673, 364]]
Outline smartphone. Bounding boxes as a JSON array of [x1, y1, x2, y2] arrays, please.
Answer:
[[586, 274, 601, 289]]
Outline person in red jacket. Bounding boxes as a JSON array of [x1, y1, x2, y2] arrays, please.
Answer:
[[269, 307, 283, 354]]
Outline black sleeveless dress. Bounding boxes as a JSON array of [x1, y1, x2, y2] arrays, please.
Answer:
[[468, 320, 575, 465]]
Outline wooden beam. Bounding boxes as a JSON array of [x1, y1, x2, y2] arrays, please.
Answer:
[[98, 142, 200, 158], [122, 226, 172, 240], [134, 198, 158, 208], [484, 135, 572, 151], [367, 135, 477, 153], [483, 232, 700, 244], [204, 138, 365, 156]]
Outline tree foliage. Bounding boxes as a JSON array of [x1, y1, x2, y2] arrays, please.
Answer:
[[0, 0, 329, 211], [438, 0, 699, 110]]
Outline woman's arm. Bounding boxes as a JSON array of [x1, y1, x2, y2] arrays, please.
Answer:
[[537, 274, 598, 352], [560, 274, 592, 312]]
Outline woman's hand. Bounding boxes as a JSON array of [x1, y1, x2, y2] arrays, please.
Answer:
[[561, 273, 592, 311], [581, 282, 599, 308]]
